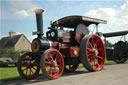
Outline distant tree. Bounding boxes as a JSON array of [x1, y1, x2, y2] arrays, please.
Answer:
[[0, 48, 28, 61]]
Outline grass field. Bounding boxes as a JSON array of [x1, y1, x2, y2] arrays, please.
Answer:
[[0, 60, 113, 82], [0, 67, 21, 82]]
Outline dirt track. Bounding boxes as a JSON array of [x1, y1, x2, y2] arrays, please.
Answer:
[[1, 62, 128, 85]]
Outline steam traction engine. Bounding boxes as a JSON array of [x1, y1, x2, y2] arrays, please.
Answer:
[[103, 31, 128, 63], [17, 9, 107, 80]]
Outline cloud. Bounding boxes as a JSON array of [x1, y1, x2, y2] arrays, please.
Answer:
[[86, 8, 117, 18], [12, 0, 39, 17], [1, 0, 39, 19], [9, 0, 38, 10], [16, 7, 38, 17], [86, 1, 128, 31], [85, 1, 128, 43], [16, 10, 30, 16]]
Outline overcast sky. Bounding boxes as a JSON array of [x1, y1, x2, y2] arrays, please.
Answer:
[[0, 0, 128, 43]]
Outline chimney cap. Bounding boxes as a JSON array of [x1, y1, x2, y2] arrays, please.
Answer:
[[10, 30, 15, 32], [9, 30, 16, 37], [34, 9, 44, 14]]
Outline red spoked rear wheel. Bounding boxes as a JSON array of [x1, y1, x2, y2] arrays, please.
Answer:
[[80, 34, 106, 71], [17, 52, 40, 79], [40, 49, 64, 79]]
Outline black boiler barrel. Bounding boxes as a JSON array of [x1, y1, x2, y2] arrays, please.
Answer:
[[31, 38, 59, 53]]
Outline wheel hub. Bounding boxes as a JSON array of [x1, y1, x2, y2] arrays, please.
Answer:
[[92, 49, 98, 56], [26, 63, 33, 68], [53, 61, 57, 67], [53, 61, 59, 70]]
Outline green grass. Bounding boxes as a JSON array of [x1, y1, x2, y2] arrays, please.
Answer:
[[0, 67, 21, 82], [0, 66, 43, 82], [0, 60, 113, 82], [105, 60, 114, 64]]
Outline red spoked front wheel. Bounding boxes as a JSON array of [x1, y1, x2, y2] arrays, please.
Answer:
[[80, 34, 106, 72], [17, 52, 40, 79], [40, 49, 64, 79]]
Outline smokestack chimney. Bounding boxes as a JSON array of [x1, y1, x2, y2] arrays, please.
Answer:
[[9, 30, 16, 37], [34, 9, 44, 38]]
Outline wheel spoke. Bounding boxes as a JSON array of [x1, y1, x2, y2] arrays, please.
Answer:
[[30, 68, 34, 74], [94, 57, 97, 65], [92, 56, 96, 66], [48, 67, 52, 74], [90, 56, 93, 62], [91, 38, 94, 44], [93, 43, 96, 49], [95, 57, 99, 66], [88, 41, 93, 49], [87, 53, 93, 57], [55, 57, 57, 62], [26, 69, 28, 75], [45, 61, 52, 65], [22, 68, 27, 71], [92, 59, 95, 66], [57, 64, 60, 68], [56, 59, 60, 63], [91, 38, 95, 48], [96, 56, 102, 60], [97, 47, 102, 51], [32, 67, 37, 71], [54, 67, 58, 72], [54, 67, 58, 74], [88, 58, 91, 62], [95, 39, 98, 45], [22, 58, 27, 66], [29, 68, 31, 76], [49, 54, 54, 62], [50, 68, 53, 75], [45, 56, 51, 62], [93, 42, 97, 49], [87, 48, 92, 52]]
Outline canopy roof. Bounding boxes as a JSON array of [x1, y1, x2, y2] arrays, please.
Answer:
[[52, 15, 107, 28], [103, 30, 128, 38]]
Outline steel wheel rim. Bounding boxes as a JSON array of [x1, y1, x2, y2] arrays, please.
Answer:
[[20, 53, 40, 79], [44, 50, 64, 78], [86, 35, 105, 70]]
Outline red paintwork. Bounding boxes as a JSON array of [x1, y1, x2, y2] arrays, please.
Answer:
[[70, 47, 80, 57], [31, 40, 40, 52], [49, 40, 59, 49], [59, 46, 80, 57], [48, 40, 80, 58], [76, 34, 82, 43]]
